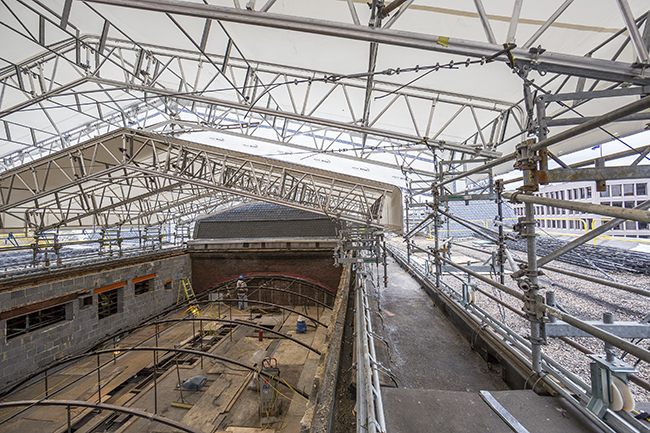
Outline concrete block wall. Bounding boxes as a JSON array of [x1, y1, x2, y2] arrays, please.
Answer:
[[0, 254, 191, 389]]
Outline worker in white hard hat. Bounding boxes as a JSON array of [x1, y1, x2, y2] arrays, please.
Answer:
[[236, 275, 248, 310]]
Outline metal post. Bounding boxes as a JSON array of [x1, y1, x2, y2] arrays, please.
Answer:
[[495, 180, 506, 286], [154, 324, 158, 414], [200, 319, 204, 369], [433, 186, 441, 289], [96, 354, 102, 409], [405, 196, 411, 264], [175, 351, 185, 404], [383, 238, 387, 288], [604, 312, 615, 363], [546, 292, 557, 323], [67, 404, 71, 433]]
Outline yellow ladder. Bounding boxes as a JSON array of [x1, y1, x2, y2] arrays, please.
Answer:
[[178, 279, 199, 316]]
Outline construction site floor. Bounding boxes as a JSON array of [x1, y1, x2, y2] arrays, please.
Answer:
[[375, 256, 602, 433]]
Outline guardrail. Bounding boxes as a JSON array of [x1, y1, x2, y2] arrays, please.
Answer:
[[387, 244, 650, 433]]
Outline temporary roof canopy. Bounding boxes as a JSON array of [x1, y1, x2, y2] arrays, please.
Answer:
[[1, 0, 649, 228]]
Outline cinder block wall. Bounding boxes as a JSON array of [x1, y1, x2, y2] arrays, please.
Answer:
[[0, 254, 191, 389]]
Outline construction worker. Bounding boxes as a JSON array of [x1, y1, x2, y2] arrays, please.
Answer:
[[236, 275, 248, 310]]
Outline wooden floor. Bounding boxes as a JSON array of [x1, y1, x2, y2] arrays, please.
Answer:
[[0, 303, 331, 433]]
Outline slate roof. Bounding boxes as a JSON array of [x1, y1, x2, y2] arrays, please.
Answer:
[[194, 202, 338, 239], [200, 202, 331, 222]]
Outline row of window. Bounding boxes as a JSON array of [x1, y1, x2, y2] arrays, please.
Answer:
[[5, 276, 173, 340], [600, 183, 647, 198]]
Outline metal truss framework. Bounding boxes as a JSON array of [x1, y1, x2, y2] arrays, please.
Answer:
[[0, 0, 522, 179], [0, 129, 403, 234], [0, 0, 648, 191]]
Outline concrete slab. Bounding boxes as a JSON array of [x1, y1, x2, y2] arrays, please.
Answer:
[[489, 390, 602, 433], [375, 256, 508, 392], [383, 388, 511, 433]]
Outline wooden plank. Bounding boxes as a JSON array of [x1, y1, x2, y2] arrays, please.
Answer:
[[181, 373, 250, 432]]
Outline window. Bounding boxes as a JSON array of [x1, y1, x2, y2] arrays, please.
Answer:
[[133, 274, 155, 296], [567, 190, 572, 200], [562, 220, 567, 229], [625, 201, 635, 208], [560, 191, 565, 200], [164, 280, 173, 291], [625, 220, 636, 230], [134, 279, 152, 296], [637, 183, 647, 196], [611, 185, 622, 197], [6, 304, 68, 340], [612, 201, 622, 208], [600, 186, 610, 198], [586, 187, 592, 198], [98, 289, 119, 319], [580, 188, 585, 199], [569, 220, 574, 229], [79, 296, 93, 309], [624, 184, 634, 196], [639, 221, 648, 230]]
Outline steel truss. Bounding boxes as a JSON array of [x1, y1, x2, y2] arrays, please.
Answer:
[[0, 128, 403, 233], [0, 0, 523, 177]]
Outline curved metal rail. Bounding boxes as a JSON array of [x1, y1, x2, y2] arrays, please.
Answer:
[[148, 318, 322, 355], [0, 400, 203, 433], [205, 299, 327, 328]]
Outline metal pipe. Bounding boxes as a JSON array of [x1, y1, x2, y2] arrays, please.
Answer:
[[441, 93, 650, 187], [543, 304, 650, 365], [84, 0, 650, 85], [382, 0, 409, 17], [437, 209, 498, 242], [537, 199, 650, 267], [536, 262, 650, 298], [503, 191, 650, 223], [438, 208, 502, 239], [439, 255, 650, 365], [438, 256, 524, 301], [615, 0, 650, 63]]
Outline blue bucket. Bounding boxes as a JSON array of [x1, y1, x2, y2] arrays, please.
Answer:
[[296, 315, 306, 333]]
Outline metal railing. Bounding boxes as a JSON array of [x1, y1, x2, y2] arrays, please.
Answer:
[[388, 244, 649, 433], [356, 263, 387, 433]]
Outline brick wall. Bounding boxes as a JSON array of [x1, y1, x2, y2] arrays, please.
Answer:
[[0, 254, 191, 389], [191, 250, 342, 293]]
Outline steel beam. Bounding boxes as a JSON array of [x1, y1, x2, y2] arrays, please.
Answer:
[[539, 165, 650, 183], [84, 0, 650, 85]]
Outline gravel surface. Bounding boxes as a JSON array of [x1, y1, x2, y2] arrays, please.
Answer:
[[388, 235, 650, 403]]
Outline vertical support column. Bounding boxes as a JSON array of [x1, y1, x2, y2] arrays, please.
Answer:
[[513, 137, 545, 375], [433, 185, 441, 289], [495, 180, 506, 286]]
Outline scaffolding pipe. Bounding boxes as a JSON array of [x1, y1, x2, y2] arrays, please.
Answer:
[[537, 198, 650, 267], [439, 93, 650, 187], [440, 257, 650, 365], [503, 191, 650, 223]]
